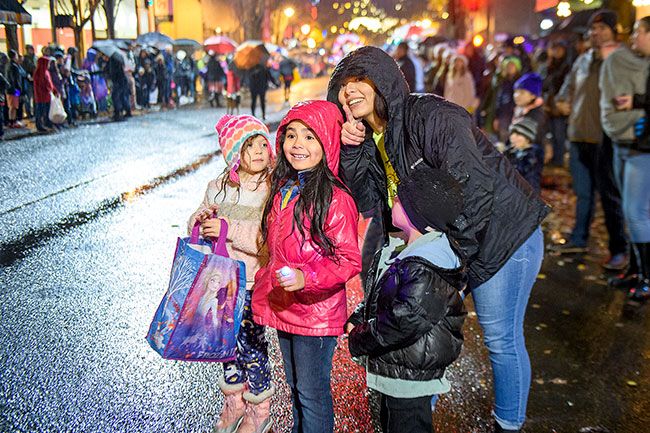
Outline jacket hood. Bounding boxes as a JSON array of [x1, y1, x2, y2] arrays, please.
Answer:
[[276, 100, 343, 175], [326, 46, 410, 121], [36, 56, 51, 69]]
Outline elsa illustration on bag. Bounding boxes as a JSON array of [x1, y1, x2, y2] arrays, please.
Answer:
[[198, 270, 237, 329], [183, 267, 237, 351]]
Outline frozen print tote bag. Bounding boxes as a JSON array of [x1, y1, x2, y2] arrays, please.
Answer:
[[146, 219, 246, 361]]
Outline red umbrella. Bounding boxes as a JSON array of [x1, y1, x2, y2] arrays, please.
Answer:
[[204, 36, 238, 54]]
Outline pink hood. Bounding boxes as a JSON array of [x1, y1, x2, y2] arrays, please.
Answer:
[[275, 100, 343, 176]]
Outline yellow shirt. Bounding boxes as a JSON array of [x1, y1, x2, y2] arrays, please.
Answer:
[[373, 131, 399, 208]]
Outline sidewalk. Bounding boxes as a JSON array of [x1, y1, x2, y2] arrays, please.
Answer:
[[1, 76, 330, 142]]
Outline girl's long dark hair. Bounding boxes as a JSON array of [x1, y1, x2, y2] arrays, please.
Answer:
[[261, 128, 349, 258]]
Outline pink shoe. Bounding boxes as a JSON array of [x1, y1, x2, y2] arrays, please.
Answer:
[[214, 382, 246, 433], [237, 386, 275, 433]]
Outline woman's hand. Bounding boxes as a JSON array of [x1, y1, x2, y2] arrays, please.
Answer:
[[614, 94, 633, 111], [201, 216, 229, 238], [196, 204, 219, 224], [345, 322, 355, 334], [275, 267, 305, 292], [341, 104, 366, 146]]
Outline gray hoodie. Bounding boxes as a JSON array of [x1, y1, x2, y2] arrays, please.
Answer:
[[599, 46, 649, 143]]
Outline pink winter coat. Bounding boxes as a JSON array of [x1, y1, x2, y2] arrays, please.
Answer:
[[251, 101, 361, 337]]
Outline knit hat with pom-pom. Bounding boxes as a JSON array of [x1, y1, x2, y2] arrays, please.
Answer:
[[215, 114, 274, 184]]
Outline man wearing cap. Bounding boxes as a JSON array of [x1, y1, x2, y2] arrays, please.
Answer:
[[553, 9, 629, 272]]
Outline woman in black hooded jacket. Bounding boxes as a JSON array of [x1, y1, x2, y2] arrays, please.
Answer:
[[326, 46, 549, 433]]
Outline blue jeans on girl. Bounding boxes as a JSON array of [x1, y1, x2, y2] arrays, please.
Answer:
[[277, 331, 337, 433], [471, 227, 544, 430], [222, 290, 272, 394]]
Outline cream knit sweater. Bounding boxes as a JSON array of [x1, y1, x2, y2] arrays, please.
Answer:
[[188, 173, 270, 289]]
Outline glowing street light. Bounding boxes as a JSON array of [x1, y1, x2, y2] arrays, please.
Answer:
[[284, 7, 295, 18], [307, 38, 316, 49], [301, 24, 311, 35], [540, 19, 554, 30], [557, 2, 571, 18]]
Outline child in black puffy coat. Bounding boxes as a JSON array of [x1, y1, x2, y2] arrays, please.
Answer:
[[346, 168, 467, 433]]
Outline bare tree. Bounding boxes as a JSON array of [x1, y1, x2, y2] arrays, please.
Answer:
[[56, 0, 103, 54], [232, 0, 267, 41], [101, 0, 124, 40]]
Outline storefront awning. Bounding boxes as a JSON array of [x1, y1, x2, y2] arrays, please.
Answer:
[[0, 0, 32, 25]]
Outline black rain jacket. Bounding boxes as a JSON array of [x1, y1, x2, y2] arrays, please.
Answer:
[[347, 246, 467, 381], [326, 46, 550, 287]]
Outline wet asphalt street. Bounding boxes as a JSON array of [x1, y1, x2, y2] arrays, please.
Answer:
[[1, 77, 649, 433]]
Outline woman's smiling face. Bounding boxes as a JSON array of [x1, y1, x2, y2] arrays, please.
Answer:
[[337, 76, 377, 121], [282, 120, 323, 171]]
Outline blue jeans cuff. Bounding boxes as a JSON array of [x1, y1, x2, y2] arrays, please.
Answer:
[[494, 411, 523, 430]]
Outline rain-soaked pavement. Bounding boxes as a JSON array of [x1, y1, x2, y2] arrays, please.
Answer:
[[1, 78, 649, 433]]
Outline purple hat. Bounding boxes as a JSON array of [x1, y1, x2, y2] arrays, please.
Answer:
[[514, 73, 543, 97]]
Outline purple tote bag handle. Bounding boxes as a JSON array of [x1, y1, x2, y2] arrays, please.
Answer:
[[190, 217, 229, 257]]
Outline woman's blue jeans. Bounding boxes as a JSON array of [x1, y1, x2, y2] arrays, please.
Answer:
[[470, 227, 544, 430], [277, 331, 337, 433], [613, 144, 650, 243]]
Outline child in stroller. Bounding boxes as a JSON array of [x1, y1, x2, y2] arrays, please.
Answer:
[[76, 70, 97, 119]]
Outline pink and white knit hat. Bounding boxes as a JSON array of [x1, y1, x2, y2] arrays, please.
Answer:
[[215, 114, 274, 184]]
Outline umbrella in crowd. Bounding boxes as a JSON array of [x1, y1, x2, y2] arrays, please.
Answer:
[[550, 9, 595, 35], [92, 39, 124, 58], [233, 40, 270, 70], [173, 38, 202, 51], [391, 22, 437, 42], [136, 31, 174, 49], [204, 35, 238, 55], [265, 42, 289, 58]]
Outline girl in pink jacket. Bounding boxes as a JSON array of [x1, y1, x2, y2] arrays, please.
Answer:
[[188, 114, 275, 433], [252, 100, 362, 432]]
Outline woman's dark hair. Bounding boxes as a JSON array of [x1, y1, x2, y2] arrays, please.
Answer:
[[261, 126, 349, 258], [214, 134, 270, 203], [373, 87, 389, 123]]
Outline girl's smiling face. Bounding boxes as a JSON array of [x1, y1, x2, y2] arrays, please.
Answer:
[[282, 120, 323, 171], [239, 135, 270, 175]]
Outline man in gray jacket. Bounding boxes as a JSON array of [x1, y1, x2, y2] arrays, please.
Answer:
[[554, 10, 628, 272], [599, 13, 650, 292]]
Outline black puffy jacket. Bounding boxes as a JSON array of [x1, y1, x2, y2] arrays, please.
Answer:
[[327, 46, 550, 287], [347, 246, 467, 381]]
